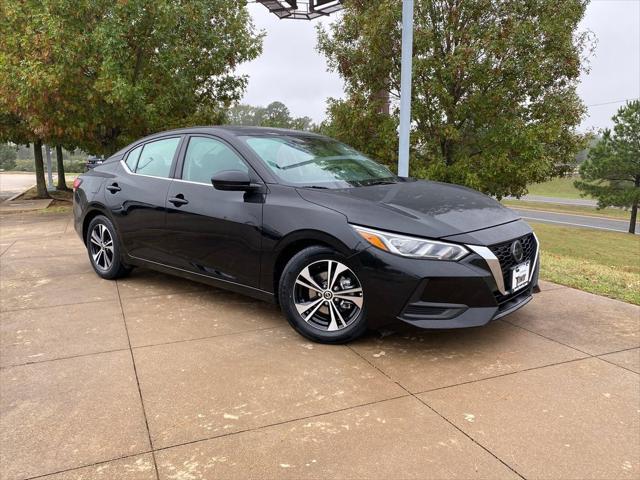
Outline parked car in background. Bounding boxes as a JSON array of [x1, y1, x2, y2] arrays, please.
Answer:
[[84, 155, 105, 171], [73, 127, 539, 343]]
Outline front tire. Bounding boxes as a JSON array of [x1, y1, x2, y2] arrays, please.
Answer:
[[278, 246, 367, 344], [86, 215, 131, 280]]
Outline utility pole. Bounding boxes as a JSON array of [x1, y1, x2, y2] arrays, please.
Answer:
[[397, 0, 414, 177], [45, 145, 54, 190]]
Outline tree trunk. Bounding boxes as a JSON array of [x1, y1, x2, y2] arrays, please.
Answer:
[[55, 145, 67, 190], [33, 140, 50, 199], [375, 89, 390, 115]]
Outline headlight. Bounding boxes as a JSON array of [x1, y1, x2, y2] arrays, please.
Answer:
[[352, 225, 469, 261]]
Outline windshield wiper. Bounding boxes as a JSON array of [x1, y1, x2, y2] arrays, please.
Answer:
[[364, 180, 398, 186], [300, 185, 329, 189]]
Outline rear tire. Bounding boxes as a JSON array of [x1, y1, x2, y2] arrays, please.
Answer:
[[278, 246, 367, 344], [86, 215, 132, 280]]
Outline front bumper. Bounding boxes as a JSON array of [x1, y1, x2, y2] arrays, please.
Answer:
[[351, 224, 539, 330]]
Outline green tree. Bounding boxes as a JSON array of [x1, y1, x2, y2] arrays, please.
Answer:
[[227, 101, 315, 130], [1, 0, 263, 197], [317, 0, 591, 197], [0, 143, 17, 171], [0, 111, 50, 197], [575, 101, 640, 234]]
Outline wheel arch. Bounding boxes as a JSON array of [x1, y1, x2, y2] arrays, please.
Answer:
[[271, 229, 354, 297], [81, 203, 115, 245]]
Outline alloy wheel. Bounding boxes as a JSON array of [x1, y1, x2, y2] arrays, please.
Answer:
[[89, 223, 114, 271], [293, 259, 363, 332]]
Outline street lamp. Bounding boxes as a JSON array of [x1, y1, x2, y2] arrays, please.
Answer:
[[255, 0, 414, 177], [255, 1, 343, 19]]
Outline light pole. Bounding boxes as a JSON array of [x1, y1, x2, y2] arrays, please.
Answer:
[[397, 0, 414, 177], [257, 0, 415, 175]]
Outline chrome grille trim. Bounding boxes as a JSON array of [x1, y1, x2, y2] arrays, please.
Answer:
[[466, 244, 507, 295]]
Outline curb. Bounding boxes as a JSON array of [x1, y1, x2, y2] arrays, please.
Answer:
[[1, 184, 36, 204]]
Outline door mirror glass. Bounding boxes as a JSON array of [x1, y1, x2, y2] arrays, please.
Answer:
[[211, 170, 254, 191]]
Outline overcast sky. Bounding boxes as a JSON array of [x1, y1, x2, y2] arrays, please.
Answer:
[[238, 0, 640, 132]]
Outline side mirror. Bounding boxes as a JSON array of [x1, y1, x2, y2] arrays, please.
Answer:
[[211, 170, 257, 191]]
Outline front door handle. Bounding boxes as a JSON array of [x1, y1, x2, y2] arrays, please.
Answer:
[[106, 183, 121, 193], [168, 194, 189, 207]]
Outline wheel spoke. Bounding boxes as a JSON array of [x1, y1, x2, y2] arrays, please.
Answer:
[[328, 261, 349, 290], [328, 301, 346, 331], [295, 296, 324, 318], [90, 230, 101, 246], [334, 293, 363, 309], [99, 224, 106, 242], [334, 287, 362, 296], [103, 249, 112, 269], [298, 266, 324, 292], [295, 277, 322, 294], [94, 249, 104, 267]]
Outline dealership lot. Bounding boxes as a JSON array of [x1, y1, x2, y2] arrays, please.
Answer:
[[0, 211, 638, 480]]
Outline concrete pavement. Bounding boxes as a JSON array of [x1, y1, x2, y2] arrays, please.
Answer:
[[0, 173, 36, 201], [512, 207, 638, 234], [0, 211, 638, 480]]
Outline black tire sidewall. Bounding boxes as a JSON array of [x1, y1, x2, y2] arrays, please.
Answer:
[[278, 246, 367, 344], [86, 215, 126, 279]]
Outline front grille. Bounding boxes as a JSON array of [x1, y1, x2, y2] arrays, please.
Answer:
[[489, 234, 536, 285], [489, 233, 537, 303]]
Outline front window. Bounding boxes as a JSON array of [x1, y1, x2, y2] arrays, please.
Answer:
[[182, 136, 248, 184], [241, 135, 397, 188]]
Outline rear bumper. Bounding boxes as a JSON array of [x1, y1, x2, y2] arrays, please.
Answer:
[[351, 223, 539, 330]]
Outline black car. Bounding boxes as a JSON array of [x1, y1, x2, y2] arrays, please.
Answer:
[[84, 155, 105, 171], [73, 126, 539, 343]]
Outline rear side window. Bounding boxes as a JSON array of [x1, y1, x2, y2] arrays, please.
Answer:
[[125, 145, 142, 171], [182, 136, 248, 184], [129, 137, 181, 178]]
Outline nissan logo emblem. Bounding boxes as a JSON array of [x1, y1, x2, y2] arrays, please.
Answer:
[[511, 240, 524, 263]]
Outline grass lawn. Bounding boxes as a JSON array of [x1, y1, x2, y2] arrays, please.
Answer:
[[530, 222, 640, 305], [503, 199, 634, 221], [526, 176, 583, 199], [18, 185, 73, 214]]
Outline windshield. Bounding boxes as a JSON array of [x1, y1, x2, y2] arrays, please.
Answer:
[[241, 135, 398, 188]]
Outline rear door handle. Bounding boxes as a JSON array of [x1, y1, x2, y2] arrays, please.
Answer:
[[168, 194, 189, 206], [106, 183, 121, 193]]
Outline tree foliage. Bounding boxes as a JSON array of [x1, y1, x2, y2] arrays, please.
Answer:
[[0, 0, 263, 156], [227, 101, 315, 130], [317, 0, 591, 198], [575, 100, 640, 233]]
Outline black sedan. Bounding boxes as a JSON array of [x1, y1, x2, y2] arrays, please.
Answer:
[[73, 127, 539, 343]]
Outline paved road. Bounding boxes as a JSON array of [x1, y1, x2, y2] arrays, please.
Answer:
[[513, 207, 637, 234], [0, 173, 36, 201], [1, 212, 639, 480], [507, 194, 598, 206]]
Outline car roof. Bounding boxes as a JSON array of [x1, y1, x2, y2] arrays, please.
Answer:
[[143, 125, 320, 140], [108, 126, 323, 160]]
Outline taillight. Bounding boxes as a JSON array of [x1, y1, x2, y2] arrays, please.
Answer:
[[73, 177, 83, 191]]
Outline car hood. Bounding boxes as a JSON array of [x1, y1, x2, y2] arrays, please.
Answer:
[[296, 179, 519, 239]]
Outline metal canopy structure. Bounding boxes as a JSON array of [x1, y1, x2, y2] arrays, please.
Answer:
[[256, 1, 344, 20], [256, 0, 414, 177]]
